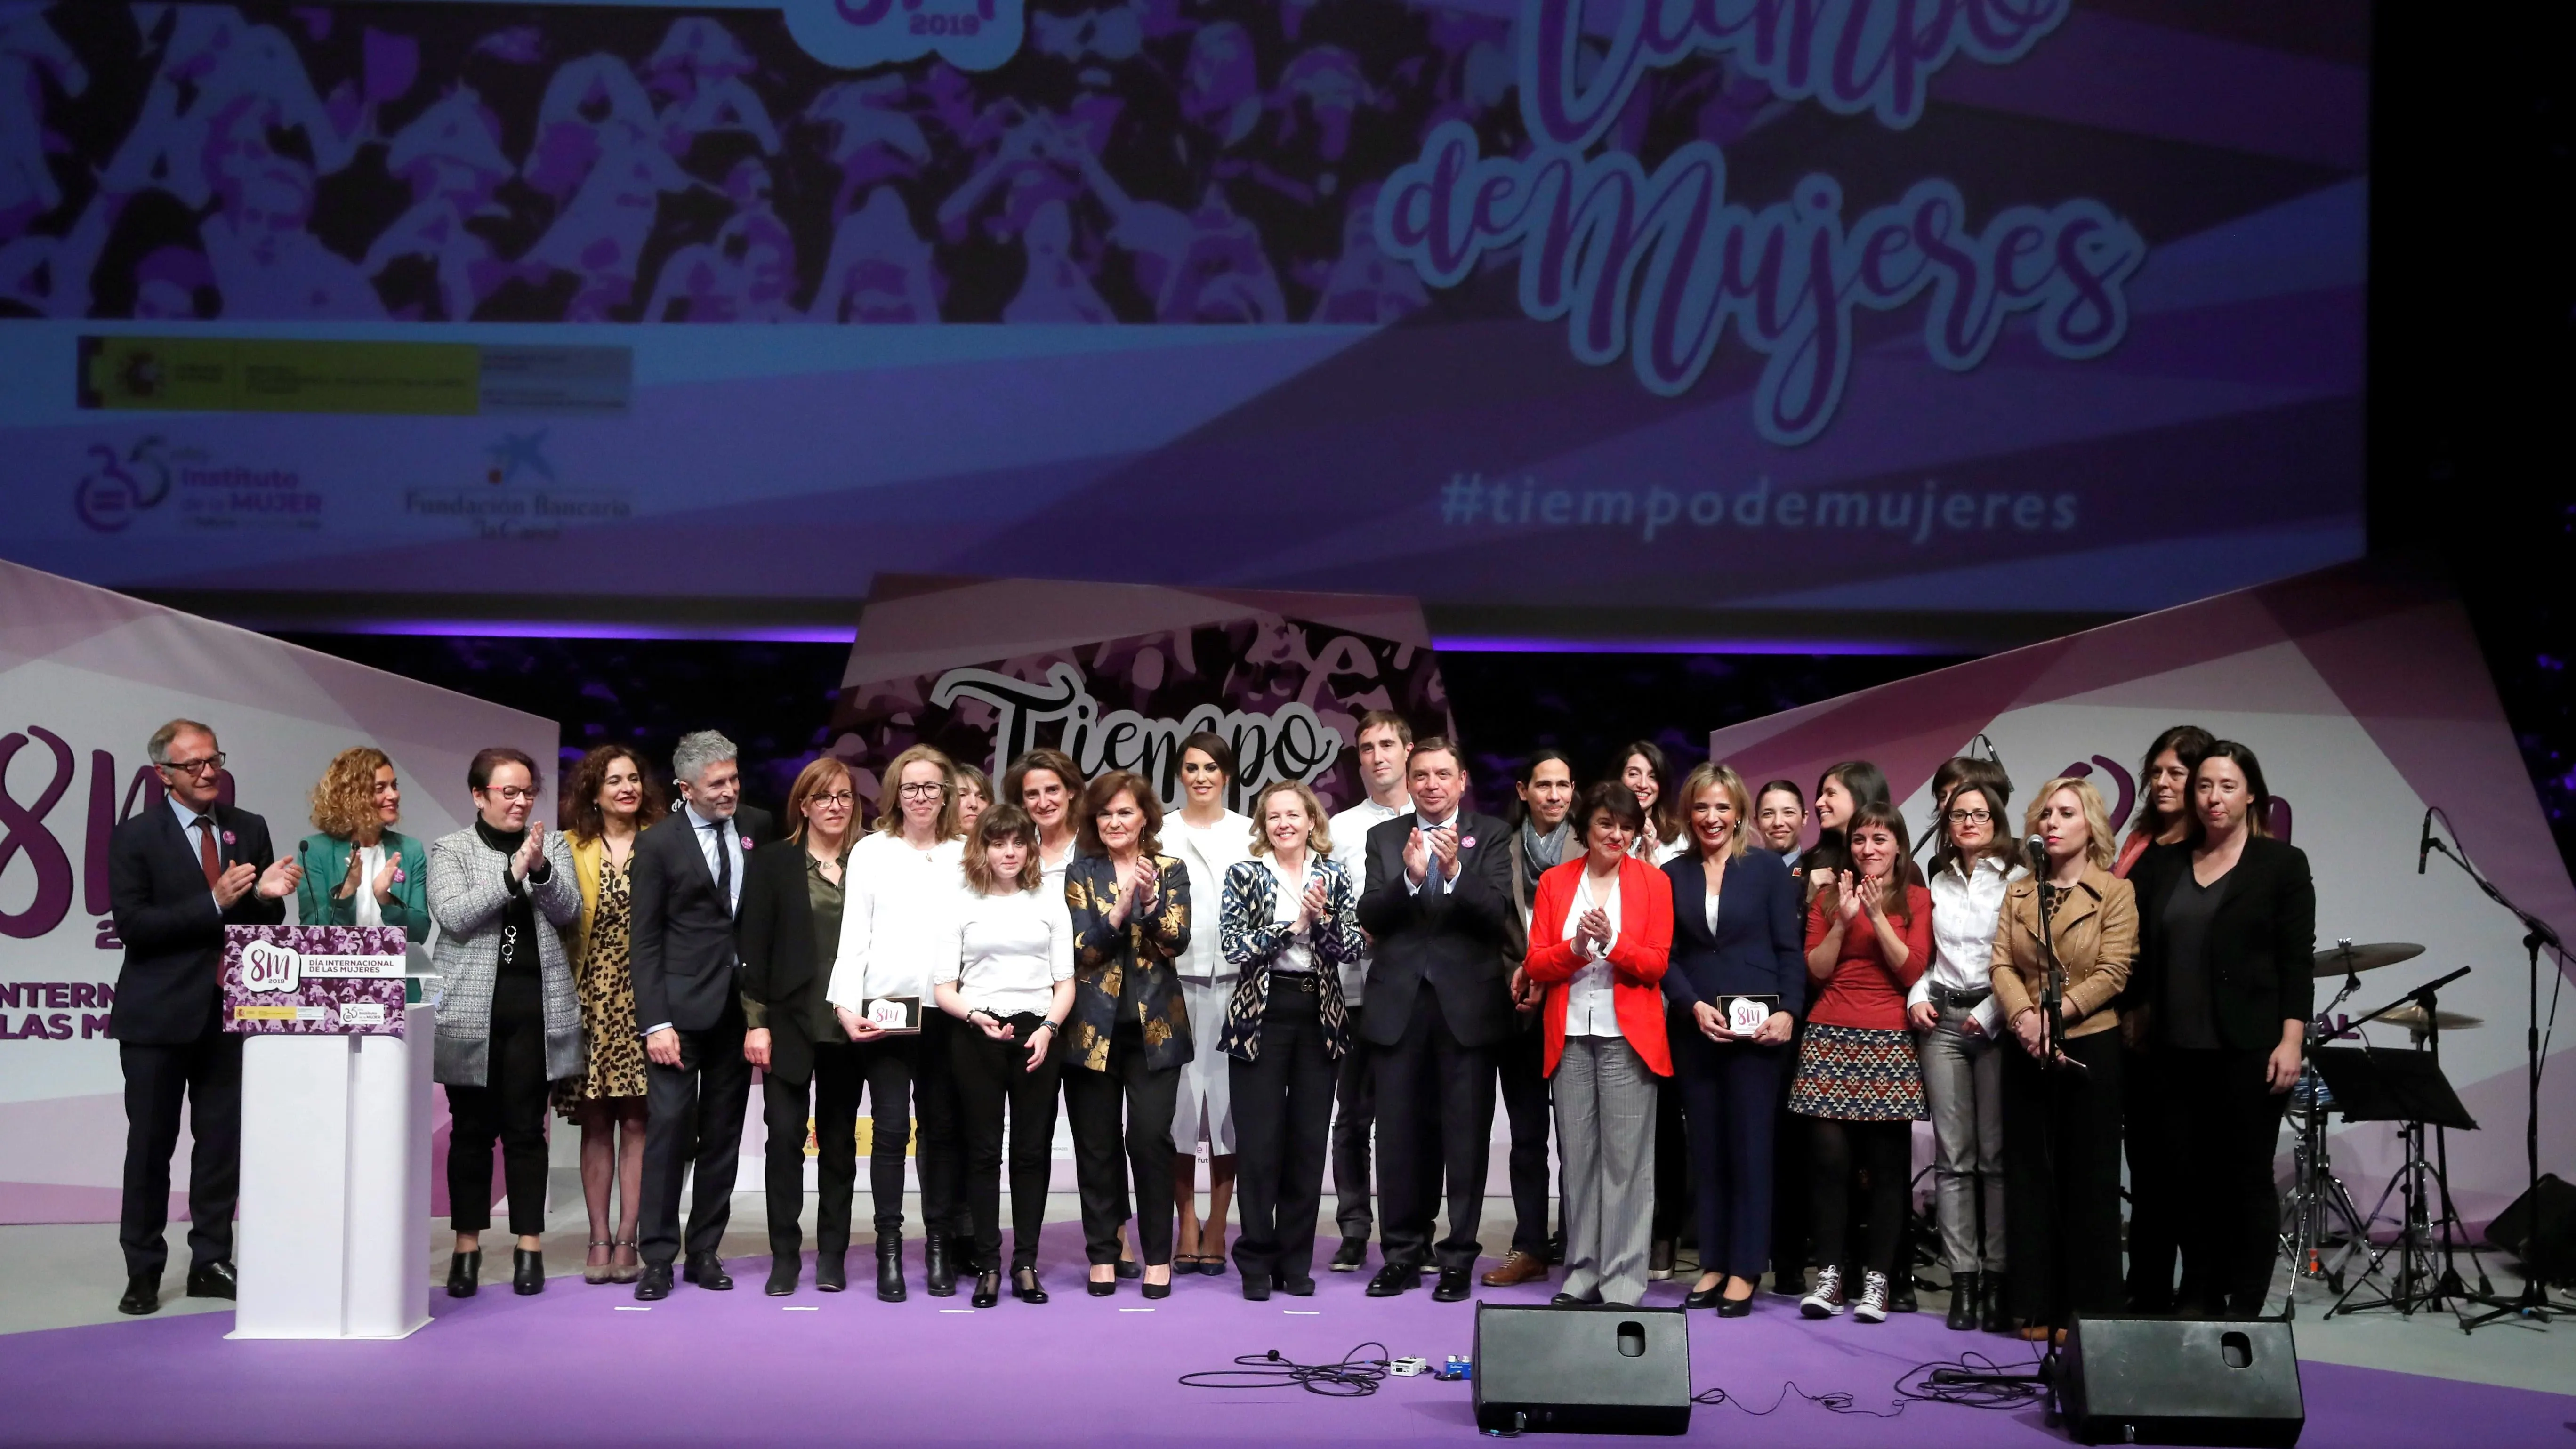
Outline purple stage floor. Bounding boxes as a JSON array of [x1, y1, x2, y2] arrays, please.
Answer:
[[8, 1229, 2572, 1448]]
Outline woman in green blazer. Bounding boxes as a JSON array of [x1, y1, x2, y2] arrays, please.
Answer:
[[295, 747, 431, 942]]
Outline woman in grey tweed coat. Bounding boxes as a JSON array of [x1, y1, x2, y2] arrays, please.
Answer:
[[427, 747, 583, 1297]]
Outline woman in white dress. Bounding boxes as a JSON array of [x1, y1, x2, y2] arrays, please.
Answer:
[[1163, 731, 1256, 1275]]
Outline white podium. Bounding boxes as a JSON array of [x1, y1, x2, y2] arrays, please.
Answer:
[[229, 1001, 435, 1339]]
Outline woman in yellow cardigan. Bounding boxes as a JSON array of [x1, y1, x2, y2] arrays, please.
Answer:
[[552, 745, 668, 1284]]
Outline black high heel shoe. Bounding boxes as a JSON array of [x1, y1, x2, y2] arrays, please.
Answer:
[[1013, 1267, 1049, 1304], [1683, 1281, 1726, 1310], [971, 1269, 1001, 1309], [512, 1248, 544, 1296], [446, 1250, 481, 1298], [1141, 1268, 1172, 1301], [1087, 1269, 1118, 1298]]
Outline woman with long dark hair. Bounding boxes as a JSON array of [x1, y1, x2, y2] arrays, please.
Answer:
[[1619, 741, 1688, 864], [2137, 742, 2311, 1320], [1662, 763, 1803, 1316], [1489, 749, 1576, 1288], [554, 745, 669, 1285], [2114, 723, 2213, 1311], [1791, 799, 1931, 1324]]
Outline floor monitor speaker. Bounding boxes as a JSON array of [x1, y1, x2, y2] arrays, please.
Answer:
[[1471, 1303, 1691, 1436], [2060, 1315, 2304, 1446]]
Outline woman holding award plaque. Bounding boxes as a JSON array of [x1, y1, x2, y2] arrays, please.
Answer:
[[1659, 762, 1804, 1316], [826, 744, 968, 1301]]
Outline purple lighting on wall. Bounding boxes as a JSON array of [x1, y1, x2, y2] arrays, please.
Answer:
[[327, 621, 1938, 656]]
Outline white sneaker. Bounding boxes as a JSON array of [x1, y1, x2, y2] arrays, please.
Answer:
[[1799, 1265, 1845, 1319], [1854, 1270, 1891, 1323]]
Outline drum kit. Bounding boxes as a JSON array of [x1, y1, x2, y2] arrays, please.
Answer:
[[2280, 940, 2495, 1319]]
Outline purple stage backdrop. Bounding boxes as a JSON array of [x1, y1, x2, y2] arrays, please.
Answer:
[[830, 575, 1452, 816], [0, 0, 2365, 625]]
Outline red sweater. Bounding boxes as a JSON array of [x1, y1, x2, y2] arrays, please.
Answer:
[[1525, 855, 1673, 1077], [1802, 883, 1932, 1032]]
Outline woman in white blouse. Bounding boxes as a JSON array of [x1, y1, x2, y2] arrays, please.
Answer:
[[1907, 766, 2021, 1332], [828, 744, 968, 1300], [934, 803, 1076, 1307], [1214, 780, 1362, 1298], [1164, 731, 1256, 1275]]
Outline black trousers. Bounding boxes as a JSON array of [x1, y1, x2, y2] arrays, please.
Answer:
[[1651, 1072, 1690, 1245], [950, 1014, 1063, 1272], [1331, 1003, 1376, 1240], [1496, 1010, 1555, 1257], [1671, 1019, 1783, 1281], [913, 1010, 969, 1240], [1230, 978, 1339, 1285], [1769, 1026, 1812, 1280], [1809, 1116, 1909, 1282], [2160, 1045, 2292, 1318], [1064, 1028, 1179, 1265], [1372, 988, 1499, 1274], [841, 1035, 918, 1236], [2002, 1031, 2125, 1328], [762, 1038, 863, 1261], [446, 974, 552, 1237], [117, 1026, 243, 1278], [638, 996, 751, 1267], [2122, 1042, 2181, 1309]]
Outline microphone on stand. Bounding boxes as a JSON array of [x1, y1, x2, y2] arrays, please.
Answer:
[[2024, 832, 2048, 874], [2417, 808, 2434, 875]]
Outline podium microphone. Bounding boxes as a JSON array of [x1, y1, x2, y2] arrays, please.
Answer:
[[2024, 833, 2048, 872], [2417, 808, 2434, 875]]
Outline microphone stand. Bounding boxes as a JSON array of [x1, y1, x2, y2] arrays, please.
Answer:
[[2424, 818, 2568, 1331]]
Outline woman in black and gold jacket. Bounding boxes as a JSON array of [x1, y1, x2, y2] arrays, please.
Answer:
[[1063, 770, 1193, 1298]]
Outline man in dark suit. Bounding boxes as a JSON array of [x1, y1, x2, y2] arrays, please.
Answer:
[[1356, 736, 1514, 1302], [105, 718, 300, 1316], [629, 730, 774, 1300]]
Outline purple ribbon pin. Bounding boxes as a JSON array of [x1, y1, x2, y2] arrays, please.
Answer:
[[222, 830, 236, 844]]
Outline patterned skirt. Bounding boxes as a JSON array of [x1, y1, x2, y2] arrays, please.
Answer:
[[1787, 1022, 1925, 1122]]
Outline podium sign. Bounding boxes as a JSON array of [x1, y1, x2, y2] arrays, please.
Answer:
[[223, 926, 407, 1036]]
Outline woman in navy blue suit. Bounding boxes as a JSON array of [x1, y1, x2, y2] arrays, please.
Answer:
[[1662, 762, 1805, 1316]]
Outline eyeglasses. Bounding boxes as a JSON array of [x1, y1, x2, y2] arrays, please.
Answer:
[[1946, 809, 1993, 824], [898, 782, 947, 799], [161, 753, 225, 777], [483, 786, 538, 803], [813, 792, 857, 806]]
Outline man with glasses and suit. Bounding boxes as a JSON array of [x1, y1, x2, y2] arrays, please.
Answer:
[[106, 719, 301, 1315], [630, 731, 776, 1300]]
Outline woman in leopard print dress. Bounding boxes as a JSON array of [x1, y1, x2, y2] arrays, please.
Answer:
[[555, 746, 668, 1283]]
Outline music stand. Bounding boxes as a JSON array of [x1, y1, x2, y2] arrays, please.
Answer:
[[2310, 1047, 2477, 1133]]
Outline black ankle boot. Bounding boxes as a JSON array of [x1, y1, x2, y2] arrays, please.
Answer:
[[877, 1241, 908, 1303], [512, 1248, 544, 1295], [925, 1232, 957, 1297], [815, 1252, 846, 1293], [1947, 1272, 1980, 1331], [446, 1250, 481, 1298], [1980, 1272, 2009, 1333]]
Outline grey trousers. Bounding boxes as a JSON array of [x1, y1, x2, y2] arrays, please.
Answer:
[[1919, 1006, 2006, 1272], [1554, 1034, 1658, 1305]]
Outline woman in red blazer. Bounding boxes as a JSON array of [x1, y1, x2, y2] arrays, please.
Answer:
[[1526, 782, 1674, 1305]]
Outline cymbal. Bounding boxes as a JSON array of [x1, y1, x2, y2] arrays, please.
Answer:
[[2312, 942, 2425, 978], [2368, 1003, 2482, 1034]]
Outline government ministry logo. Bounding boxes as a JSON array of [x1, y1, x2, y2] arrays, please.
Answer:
[[785, 0, 1024, 71]]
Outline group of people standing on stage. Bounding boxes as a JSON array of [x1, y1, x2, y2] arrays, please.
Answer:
[[105, 713, 2310, 1334]]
